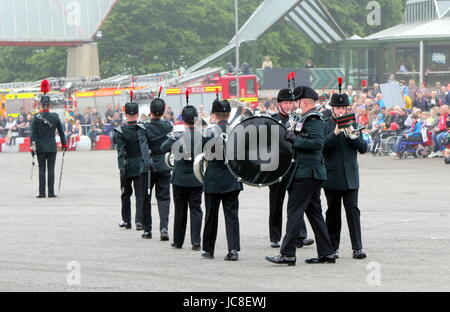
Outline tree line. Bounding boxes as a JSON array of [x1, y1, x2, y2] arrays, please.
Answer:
[[0, 0, 404, 83]]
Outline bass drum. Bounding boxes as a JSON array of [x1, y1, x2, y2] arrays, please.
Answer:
[[224, 116, 294, 187]]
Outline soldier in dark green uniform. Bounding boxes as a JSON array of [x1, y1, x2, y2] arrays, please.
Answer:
[[265, 86, 335, 266], [323, 92, 368, 260], [30, 80, 67, 198], [161, 105, 204, 251], [138, 98, 173, 240], [201, 99, 243, 261], [269, 88, 314, 249], [114, 102, 144, 231]]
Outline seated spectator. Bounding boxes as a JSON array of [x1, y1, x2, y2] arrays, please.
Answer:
[[89, 117, 104, 149], [414, 92, 429, 111], [375, 93, 385, 109], [429, 91, 439, 108], [16, 115, 29, 137], [357, 108, 369, 128], [429, 105, 449, 157], [392, 116, 424, 156], [5, 116, 18, 145], [69, 120, 82, 149]]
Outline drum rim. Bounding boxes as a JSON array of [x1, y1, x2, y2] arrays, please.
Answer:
[[224, 116, 295, 188]]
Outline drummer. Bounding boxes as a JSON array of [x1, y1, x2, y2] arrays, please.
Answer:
[[268, 88, 315, 249]]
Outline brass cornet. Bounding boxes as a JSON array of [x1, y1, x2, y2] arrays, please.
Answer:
[[343, 123, 365, 140]]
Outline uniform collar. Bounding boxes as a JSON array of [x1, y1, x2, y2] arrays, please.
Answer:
[[217, 120, 228, 126], [127, 121, 138, 125], [39, 109, 49, 113]]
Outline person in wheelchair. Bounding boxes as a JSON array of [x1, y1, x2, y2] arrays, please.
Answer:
[[393, 117, 427, 158]]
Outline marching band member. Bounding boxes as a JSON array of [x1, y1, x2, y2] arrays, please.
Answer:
[[266, 86, 335, 266], [161, 104, 204, 251], [322, 79, 367, 260], [201, 99, 243, 261], [269, 87, 314, 249]]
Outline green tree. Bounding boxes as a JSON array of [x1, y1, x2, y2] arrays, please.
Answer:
[[0, 0, 406, 82]]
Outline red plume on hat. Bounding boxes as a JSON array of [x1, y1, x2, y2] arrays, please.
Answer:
[[158, 86, 163, 98], [338, 77, 343, 94], [130, 90, 134, 102], [41, 80, 50, 95], [186, 88, 190, 106], [291, 72, 296, 88]]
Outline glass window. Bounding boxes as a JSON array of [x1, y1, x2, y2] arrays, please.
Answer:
[[246, 79, 255, 95], [426, 46, 450, 72], [396, 47, 420, 73], [228, 80, 237, 97]]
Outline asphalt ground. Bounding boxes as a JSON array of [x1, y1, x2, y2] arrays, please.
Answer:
[[0, 151, 449, 292]]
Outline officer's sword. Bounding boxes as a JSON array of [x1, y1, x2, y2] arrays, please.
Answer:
[[58, 149, 66, 194]]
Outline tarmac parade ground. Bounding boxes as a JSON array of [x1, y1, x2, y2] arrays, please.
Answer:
[[0, 151, 449, 292]]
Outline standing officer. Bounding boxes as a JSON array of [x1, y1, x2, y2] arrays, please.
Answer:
[[114, 101, 144, 231], [139, 97, 173, 240], [269, 88, 314, 249], [323, 87, 367, 260], [265, 86, 335, 266], [161, 105, 204, 251], [202, 99, 243, 261], [30, 80, 67, 198]]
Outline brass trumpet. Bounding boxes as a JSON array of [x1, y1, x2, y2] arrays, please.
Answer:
[[343, 123, 365, 140]]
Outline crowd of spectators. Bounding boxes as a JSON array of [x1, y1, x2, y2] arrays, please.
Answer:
[[0, 107, 33, 145], [1, 78, 449, 156]]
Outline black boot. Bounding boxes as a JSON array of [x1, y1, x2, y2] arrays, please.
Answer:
[[224, 250, 239, 261], [353, 249, 367, 259], [265, 255, 296, 266], [305, 255, 336, 264], [201, 251, 214, 259], [119, 222, 131, 229], [192, 244, 201, 251], [142, 232, 152, 239], [160, 228, 169, 241], [270, 241, 281, 248]]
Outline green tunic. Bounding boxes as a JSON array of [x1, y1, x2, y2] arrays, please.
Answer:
[[322, 117, 368, 190], [114, 122, 146, 178], [286, 109, 327, 188], [30, 111, 66, 153]]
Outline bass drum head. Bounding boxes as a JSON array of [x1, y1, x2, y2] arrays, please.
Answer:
[[225, 116, 294, 187]]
